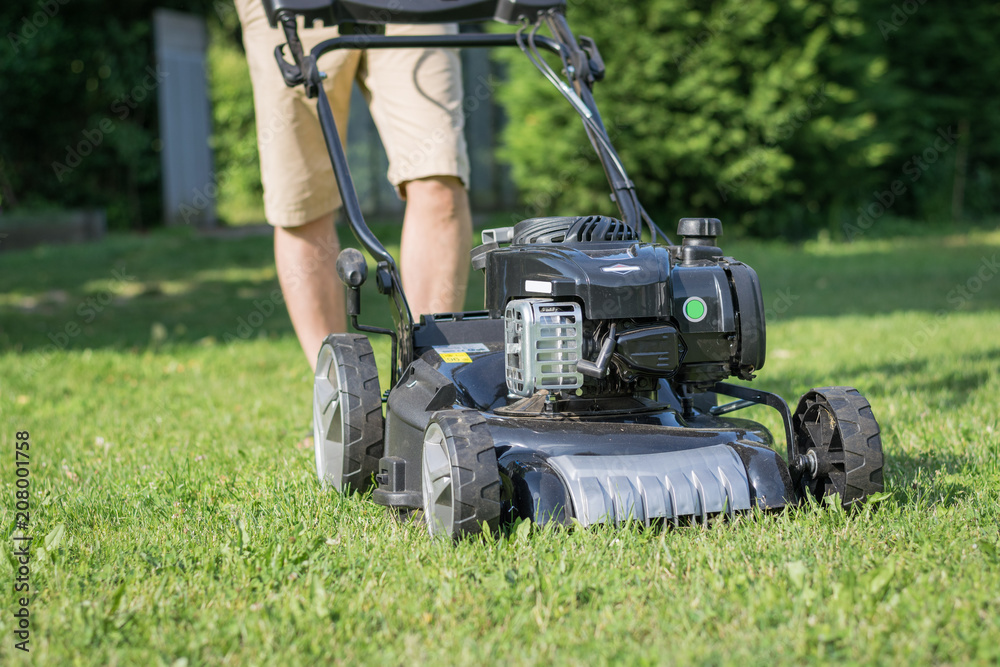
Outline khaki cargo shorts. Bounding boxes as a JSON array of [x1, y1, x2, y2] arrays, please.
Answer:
[[235, 0, 471, 227]]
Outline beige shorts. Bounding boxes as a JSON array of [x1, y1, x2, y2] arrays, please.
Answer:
[[236, 0, 471, 227]]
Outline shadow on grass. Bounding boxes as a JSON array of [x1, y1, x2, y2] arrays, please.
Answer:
[[822, 349, 1000, 409], [884, 448, 979, 510]]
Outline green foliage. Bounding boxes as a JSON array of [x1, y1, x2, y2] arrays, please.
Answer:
[[3, 0, 998, 234], [208, 3, 266, 225], [0, 0, 266, 228], [495, 0, 1000, 237], [0, 0, 217, 228], [2, 225, 1000, 663], [856, 0, 1000, 222]]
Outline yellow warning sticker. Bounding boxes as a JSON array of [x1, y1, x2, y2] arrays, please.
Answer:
[[439, 352, 472, 364]]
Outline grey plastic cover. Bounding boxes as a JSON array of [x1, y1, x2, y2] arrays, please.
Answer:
[[546, 444, 752, 526]]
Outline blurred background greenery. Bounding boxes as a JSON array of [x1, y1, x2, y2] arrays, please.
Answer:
[[494, 0, 1000, 237], [0, 0, 998, 237]]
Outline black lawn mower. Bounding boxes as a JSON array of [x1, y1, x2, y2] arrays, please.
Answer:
[[264, 0, 884, 538]]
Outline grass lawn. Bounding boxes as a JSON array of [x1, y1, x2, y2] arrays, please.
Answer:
[[2, 222, 999, 665]]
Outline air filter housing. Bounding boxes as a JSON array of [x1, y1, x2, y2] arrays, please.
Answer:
[[504, 299, 583, 397]]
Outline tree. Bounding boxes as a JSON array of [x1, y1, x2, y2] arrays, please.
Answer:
[[495, 0, 1000, 237], [0, 0, 216, 228], [857, 0, 1000, 223]]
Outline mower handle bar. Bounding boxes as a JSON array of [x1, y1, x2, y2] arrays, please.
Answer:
[[309, 31, 564, 274], [274, 15, 643, 383]]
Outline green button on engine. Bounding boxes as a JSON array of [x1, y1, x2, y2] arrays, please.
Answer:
[[683, 297, 707, 322]]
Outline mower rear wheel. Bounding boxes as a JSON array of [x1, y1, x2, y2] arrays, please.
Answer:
[[421, 410, 501, 539], [313, 334, 383, 493], [791, 386, 884, 506]]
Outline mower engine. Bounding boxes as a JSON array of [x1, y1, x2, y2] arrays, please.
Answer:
[[474, 216, 766, 403]]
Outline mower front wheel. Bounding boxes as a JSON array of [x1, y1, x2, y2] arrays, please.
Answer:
[[420, 410, 501, 539], [313, 334, 383, 493], [791, 386, 884, 507]]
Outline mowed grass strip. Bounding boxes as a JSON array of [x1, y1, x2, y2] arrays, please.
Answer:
[[1, 225, 999, 665]]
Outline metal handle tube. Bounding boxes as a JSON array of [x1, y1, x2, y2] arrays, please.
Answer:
[[309, 31, 563, 59], [544, 12, 641, 231], [316, 84, 398, 272], [316, 84, 414, 383]]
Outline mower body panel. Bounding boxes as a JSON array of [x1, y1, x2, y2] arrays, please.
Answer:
[[373, 326, 796, 526]]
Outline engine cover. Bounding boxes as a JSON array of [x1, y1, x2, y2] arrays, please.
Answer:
[[486, 243, 672, 320]]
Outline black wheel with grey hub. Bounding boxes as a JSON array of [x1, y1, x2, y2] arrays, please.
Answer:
[[790, 386, 884, 506], [421, 410, 501, 539], [313, 333, 384, 493]]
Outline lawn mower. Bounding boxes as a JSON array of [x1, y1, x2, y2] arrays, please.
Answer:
[[264, 0, 885, 537]]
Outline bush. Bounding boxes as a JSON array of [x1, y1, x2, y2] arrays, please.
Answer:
[[207, 8, 265, 225], [494, 0, 1000, 238], [0, 0, 215, 229]]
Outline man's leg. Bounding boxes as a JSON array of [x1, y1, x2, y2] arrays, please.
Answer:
[[274, 213, 346, 370], [360, 23, 472, 317], [237, 0, 358, 369], [400, 175, 473, 317]]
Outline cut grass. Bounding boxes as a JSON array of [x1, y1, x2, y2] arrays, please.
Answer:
[[1, 224, 999, 665]]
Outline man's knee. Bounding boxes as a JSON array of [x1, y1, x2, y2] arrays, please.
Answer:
[[401, 174, 467, 200], [275, 212, 336, 241], [422, 174, 465, 190]]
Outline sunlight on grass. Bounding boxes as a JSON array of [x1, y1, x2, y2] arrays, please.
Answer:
[[191, 265, 278, 284], [801, 226, 1000, 257]]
